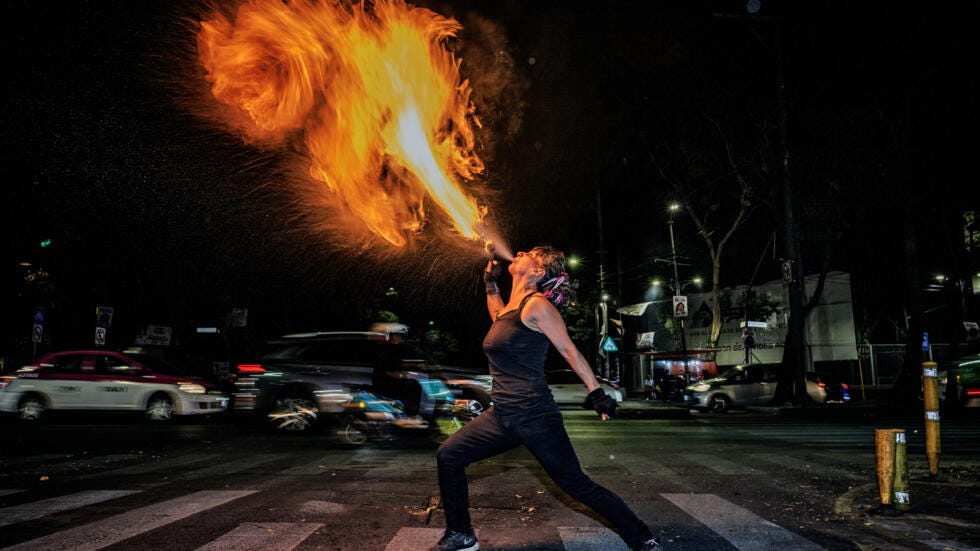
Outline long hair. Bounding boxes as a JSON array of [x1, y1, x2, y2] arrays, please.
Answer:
[[531, 245, 576, 310]]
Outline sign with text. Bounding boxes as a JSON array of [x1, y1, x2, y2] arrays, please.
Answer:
[[95, 306, 114, 328], [672, 296, 688, 318]]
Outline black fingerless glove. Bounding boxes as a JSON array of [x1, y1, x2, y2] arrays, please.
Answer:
[[484, 259, 503, 295], [587, 388, 617, 419]]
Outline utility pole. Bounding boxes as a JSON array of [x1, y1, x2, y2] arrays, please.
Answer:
[[773, 27, 808, 404], [668, 205, 690, 386], [597, 189, 609, 379]]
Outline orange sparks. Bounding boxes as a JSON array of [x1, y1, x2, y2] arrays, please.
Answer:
[[197, 0, 486, 247]]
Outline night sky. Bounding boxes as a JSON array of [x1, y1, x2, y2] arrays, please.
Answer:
[[3, 0, 978, 367]]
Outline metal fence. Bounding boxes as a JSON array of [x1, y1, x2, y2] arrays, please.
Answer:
[[615, 343, 961, 399], [848, 343, 953, 387]]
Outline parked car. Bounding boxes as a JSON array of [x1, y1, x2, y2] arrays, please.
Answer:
[[230, 327, 478, 433], [545, 369, 624, 407], [939, 354, 980, 412], [685, 363, 849, 412], [0, 350, 229, 422]]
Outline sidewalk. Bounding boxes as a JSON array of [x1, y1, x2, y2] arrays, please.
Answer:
[[837, 462, 980, 548]]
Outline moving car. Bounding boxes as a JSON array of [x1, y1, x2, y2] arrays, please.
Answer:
[[684, 363, 849, 412], [546, 369, 624, 407], [0, 350, 229, 421], [230, 327, 475, 432]]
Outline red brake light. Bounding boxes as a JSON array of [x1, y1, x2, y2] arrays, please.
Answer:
[[966, 388, 980, 397], [841, 383, 849, 389], [818, 381, 826, 388], [0, 376, 14, 389], [236, 364, 265, 374]]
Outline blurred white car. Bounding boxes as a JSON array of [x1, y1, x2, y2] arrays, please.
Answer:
[[546, 369, 624, 407], [0, 350, 228, 421]]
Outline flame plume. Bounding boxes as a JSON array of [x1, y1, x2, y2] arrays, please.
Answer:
[[197, 0, 487, 247]]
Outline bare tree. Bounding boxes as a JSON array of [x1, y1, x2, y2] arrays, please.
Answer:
[[652, 117, 763, 351]]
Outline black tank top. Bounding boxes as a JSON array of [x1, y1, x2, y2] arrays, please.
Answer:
[[482, 293, 557, 413]]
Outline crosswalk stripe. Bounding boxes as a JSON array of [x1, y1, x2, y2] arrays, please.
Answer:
[[679, 453, 764, 475], [748, 453, 864, 480], [81, 453, 222, 478], [278, 454, 352, 475], [366, 457, 434, 478], [0, 490, 140, 528], [195, 522, 323, 551], [171, 454, 291, 481], [662, 493, 823, 550], [557, 526, 627, 551], [0, 490, 257, 551], [385, 527, 481, 551], [865, 519, 980, 551]]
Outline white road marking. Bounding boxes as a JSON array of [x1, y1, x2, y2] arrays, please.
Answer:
[[679, 453, 764, 475], [748, 453, 864, 480], [0, 490, 140, 527], [80, 453, 222, 478], [171, 454, 290, 480], [385, 527, 480, 551], [662, 493, 823, 550], [0, 490, 24, 497], [278, 454, 351, 475], [195, 522, 323, 551], [0, 489, 257, 551], [558, 526, 628, 551], [866, 519, 980, 551]]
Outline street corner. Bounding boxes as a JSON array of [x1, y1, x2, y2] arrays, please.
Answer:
[[834, 465, 980, 548]]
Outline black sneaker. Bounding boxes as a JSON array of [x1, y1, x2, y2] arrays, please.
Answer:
[[431, 529, 479, 551], [633, 537, 662, 550]]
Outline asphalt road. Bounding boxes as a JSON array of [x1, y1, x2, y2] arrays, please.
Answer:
[[1, 409, 978, 550]]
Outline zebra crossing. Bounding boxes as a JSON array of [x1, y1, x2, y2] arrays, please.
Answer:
[[0, 444, 974, 550], [0, 485, 822, 551]]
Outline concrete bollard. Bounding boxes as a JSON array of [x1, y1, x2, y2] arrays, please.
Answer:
[[922, 361, 941, 476], [875, 428, 909, 509]]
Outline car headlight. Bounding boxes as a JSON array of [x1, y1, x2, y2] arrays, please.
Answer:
[[177, 382, 206, 394], [688, 383, 710, 393]]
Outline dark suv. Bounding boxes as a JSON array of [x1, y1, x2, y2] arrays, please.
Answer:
[[231, 328, 473, 432]]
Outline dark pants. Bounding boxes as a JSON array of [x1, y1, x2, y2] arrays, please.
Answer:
[[436, 406, 653, 548]]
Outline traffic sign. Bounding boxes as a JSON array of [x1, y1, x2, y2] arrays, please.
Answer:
[[32, 324, 43, 344], [921, 332, 929, 351], [602, 336, 619, 352], [95, 327, 107, 346], [33, 306, 45, 325]]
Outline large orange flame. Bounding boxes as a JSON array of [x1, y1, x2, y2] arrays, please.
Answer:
[[197, 0, 486, 247]]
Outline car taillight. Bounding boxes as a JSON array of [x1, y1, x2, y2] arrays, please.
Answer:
[[966, 388, 980, 397], [817, 381, 826, 388], [0, 376, 14, 389], [841, 383, 849, 389], [236, 363, 265, 374]]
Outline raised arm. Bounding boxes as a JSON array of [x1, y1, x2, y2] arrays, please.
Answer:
[[484, 259, 505, 320]]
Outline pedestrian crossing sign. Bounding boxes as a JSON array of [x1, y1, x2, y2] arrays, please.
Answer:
[[602, 336, 618, 352]]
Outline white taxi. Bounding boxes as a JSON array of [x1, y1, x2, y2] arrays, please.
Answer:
[[0, 350, 229, 421]]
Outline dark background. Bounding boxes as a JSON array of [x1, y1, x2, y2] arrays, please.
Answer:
[[2, 0, 977, 369]]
